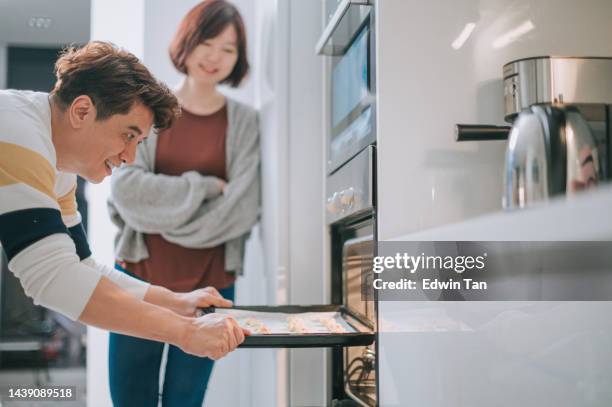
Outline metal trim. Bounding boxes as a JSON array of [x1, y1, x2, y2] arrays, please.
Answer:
[[316, 0, 371, 56]]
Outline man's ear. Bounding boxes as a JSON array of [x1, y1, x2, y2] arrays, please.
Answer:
[[69, 95, 96, 128]]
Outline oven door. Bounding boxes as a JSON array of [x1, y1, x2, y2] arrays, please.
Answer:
[[343, 234, 375, 333], [331, 219, 377, 406]]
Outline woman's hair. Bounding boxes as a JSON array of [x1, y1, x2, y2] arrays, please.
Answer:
[[51, 41, 180, 130], [169, 0, 249, 87]]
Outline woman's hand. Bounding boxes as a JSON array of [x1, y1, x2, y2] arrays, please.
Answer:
[[175, 286, 233, 317]]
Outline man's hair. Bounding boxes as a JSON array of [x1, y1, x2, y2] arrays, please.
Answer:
[[51, 41, 180, 130], [169, 0, 249, 87]]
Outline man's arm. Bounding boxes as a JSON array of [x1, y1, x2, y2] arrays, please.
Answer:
[[59, 181, 232, 316], [8, 234, 246, 359], [79, 277, 245, 359]]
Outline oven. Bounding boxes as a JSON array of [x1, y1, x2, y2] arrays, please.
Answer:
[[327, 146, 378, 406], [318, 1, 377, 405]]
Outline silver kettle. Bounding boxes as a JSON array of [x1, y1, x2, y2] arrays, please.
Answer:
[[503, 105, 600, 209]]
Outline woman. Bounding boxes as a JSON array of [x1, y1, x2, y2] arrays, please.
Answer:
[[107, 1, 260, 406]]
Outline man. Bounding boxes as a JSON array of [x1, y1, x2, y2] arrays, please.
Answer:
[[0, 41, 248, 359]]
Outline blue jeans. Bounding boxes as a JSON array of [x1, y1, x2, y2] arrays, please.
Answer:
[[108, 265, 235, 407]]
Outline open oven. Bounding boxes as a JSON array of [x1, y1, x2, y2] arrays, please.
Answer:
[[328, 146, 377, 407]]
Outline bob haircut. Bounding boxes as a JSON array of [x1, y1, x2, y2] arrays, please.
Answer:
[[169, 0, 249, 87]]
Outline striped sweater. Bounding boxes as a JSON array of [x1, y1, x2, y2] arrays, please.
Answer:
[[0, 90, 148, 320]]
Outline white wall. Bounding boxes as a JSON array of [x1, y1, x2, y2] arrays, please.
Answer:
[[87, 2, 145, 406], [251, 1, 292, 405], [286, 1, 326, 406], [375, 1, 612, 406], [0, 0, 90, 46]]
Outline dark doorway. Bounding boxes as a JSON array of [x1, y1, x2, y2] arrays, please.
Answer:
[[7, 46, 61, 92]]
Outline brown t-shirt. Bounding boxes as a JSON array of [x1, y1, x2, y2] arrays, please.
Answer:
[[122, 105, 236, 292]]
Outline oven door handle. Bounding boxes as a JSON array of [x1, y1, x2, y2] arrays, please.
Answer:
[[315, 0, 371, 56]]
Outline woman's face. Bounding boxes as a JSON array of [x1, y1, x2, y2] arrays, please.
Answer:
[[185, 24, 239, 85]]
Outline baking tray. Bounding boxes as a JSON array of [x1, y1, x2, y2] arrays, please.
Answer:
[[198, 305, 375, 348]]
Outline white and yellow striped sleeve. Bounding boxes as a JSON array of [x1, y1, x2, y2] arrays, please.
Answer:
[[56, 177, 91, 260], [0, 140, 102, 320], [0, 141, 149, 320]]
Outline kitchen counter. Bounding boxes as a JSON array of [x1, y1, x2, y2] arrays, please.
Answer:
[[379, 187, 612, 407], [389, 184, 612, 241]]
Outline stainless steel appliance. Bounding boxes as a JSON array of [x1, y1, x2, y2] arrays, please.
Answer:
[[317, 0, 376, 175], [319, 1, 378, 404], [328, 146, 377, 407], [502, 56, 612, 208]]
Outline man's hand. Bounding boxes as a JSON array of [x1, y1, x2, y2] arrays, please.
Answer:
[[180, 313, 250, 359], [175, 287, 233, 317], [81, 279, 249, 360]]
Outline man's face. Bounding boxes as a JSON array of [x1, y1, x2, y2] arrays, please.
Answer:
[[184, 24, 239, 85], [77, 102, 153, 183]]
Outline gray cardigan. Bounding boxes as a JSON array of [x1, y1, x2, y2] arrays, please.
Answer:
[[107, 98, 260, 275]]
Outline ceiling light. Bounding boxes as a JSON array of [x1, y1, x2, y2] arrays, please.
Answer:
[[27, 16, 53, 29], [451, 23, 476, 50], [492, 20, 535, 49]]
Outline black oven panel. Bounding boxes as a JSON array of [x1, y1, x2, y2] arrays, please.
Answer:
[[343, 233, 376, 406]]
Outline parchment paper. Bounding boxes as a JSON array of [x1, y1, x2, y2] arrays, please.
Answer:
[[215, 309, 358, 335]]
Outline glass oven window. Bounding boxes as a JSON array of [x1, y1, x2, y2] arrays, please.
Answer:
[[341, 228, 376, 406], [343, 235, 375, 324], [332, 26, 369, 130], [328, 21, 375, 173]]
